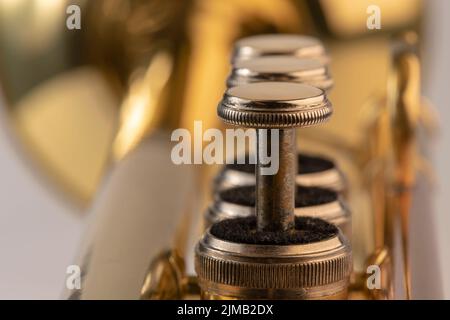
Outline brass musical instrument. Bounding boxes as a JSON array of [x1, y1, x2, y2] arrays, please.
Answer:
[[0, 0, 442, 300]]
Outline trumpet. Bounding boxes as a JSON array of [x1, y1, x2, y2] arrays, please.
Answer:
[[0, 0, 443, 300]]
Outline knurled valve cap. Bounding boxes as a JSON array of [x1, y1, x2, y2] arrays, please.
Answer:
[[227, 56, 333, 91], [204, 185, 352, 240], [195, 216, 352, 299], [217, 82, 332, 129], [232, 34, 328, 63]]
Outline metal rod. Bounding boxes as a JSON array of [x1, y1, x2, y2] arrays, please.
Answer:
[[256, 128, 296, 232]]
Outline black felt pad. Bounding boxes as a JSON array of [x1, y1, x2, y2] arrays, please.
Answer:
[[219, 185, 337, 207], [210, 216, 338, 245]]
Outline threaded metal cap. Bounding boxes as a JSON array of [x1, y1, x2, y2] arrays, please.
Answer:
[[218, 82, 332, 128], [227, 56, 333, 91], [232, 34, 328, 63], [195, 220, 352, 299]]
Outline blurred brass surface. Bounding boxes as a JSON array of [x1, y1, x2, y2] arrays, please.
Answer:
[[318, 0, 422, 37], [13, 68, 118, 204]]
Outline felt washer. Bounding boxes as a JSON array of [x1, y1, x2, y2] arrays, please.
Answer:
[[210, 216, 338, 245], [204, 185, 352, 240], [213, 153, 347, 195]]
